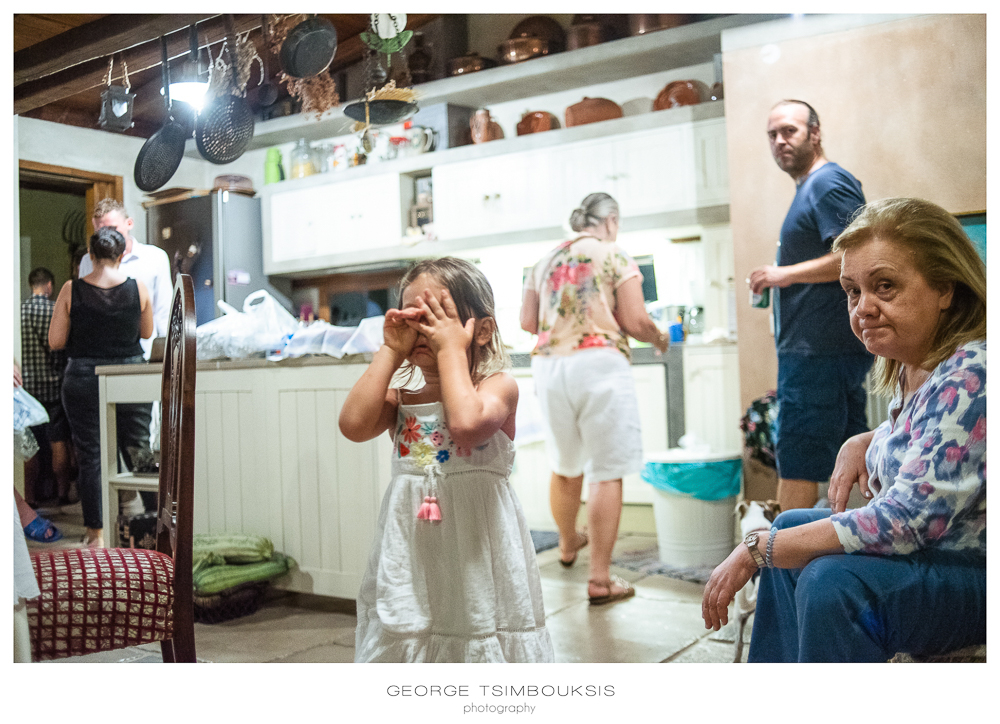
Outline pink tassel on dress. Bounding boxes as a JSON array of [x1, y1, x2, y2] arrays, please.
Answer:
[[426, 497, 441, 522], [417, 496, 432, 520]]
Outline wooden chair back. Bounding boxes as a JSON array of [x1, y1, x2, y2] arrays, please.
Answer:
[[155, 273, 197, 661]]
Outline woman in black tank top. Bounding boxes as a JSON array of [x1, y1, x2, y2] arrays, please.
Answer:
[[49, 227, 154, 547]]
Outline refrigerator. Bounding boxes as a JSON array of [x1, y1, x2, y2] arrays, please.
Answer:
[[146, 191, 293, 326]]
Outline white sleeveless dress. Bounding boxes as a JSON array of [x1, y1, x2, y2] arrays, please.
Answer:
[[354, 401, 554, 662]]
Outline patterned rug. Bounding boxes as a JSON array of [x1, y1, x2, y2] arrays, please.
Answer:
[[530, 530, 560, 553], [611, 546, 716, 584]]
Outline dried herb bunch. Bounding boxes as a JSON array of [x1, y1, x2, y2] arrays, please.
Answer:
[[268, 13, 341, 119], [287, 74, 340, 119]]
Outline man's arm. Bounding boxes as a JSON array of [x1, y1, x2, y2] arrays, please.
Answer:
[[748, 252, 841, 293]]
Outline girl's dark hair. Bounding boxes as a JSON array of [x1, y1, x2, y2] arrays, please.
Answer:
[[395, 257, 510, 386], [88, 227, 126, 262]]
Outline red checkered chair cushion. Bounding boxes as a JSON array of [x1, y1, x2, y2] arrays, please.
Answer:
[[27, 548, 175, 661]]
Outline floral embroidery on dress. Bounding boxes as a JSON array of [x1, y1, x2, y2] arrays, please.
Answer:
[[395, 407, 488, 466]]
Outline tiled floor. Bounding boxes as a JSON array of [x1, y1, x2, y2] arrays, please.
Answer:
[[25, 504, 750, 664]]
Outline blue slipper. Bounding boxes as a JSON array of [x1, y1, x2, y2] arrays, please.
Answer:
[[23, 515, 63, 543]]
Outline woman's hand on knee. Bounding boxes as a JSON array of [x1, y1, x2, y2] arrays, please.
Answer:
[[829, 431, 876, 513], [701, 545, 757, 631]]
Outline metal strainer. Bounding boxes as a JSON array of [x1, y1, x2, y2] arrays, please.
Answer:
[[195, 15, 255, 165], [134, 37, 188, 191]]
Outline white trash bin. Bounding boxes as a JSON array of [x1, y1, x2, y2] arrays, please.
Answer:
[[643, 450, 742, 568]]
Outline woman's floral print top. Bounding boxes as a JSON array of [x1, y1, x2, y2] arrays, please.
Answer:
[[832, 341, 986, 556], [524, 235, 641, 360]]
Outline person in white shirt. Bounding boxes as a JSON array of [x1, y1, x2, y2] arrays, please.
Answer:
[[80, 199, 172, 515], [80, 199, 172, 357]]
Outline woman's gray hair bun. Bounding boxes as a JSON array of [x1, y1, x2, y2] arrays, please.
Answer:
[[569, 192, 619, 232]]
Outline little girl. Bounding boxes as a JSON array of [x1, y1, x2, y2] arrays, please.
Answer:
[[339, 257, 554, 663]]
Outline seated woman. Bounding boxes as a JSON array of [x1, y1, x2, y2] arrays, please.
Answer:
[[702, 197, 986, 662]]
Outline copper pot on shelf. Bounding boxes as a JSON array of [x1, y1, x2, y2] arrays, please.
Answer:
[[471, 109, 504, 144], [629, 14, 692, 36], [447, 52, 497, 77], [564, 97, 623, 128], [653, 80, 709, 110], [567, 22, 603, 50], [498, 37, 550, 64], [516, 110, 560, 136]]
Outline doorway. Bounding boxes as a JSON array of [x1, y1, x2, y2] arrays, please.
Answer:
[[18, 161, 123, 299]]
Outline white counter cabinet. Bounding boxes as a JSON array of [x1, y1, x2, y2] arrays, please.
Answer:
[[682, 343, 742, 454], [98, 357, 391, 600]]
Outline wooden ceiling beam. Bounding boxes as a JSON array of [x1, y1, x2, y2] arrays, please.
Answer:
[[14, 14, 265, 116], [14, 14, 218, 86]]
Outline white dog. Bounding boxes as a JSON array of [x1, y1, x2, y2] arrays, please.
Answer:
[[732, 499, 781, 662]]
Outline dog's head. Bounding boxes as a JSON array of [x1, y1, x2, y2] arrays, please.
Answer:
[[736, 499, 781, 537]]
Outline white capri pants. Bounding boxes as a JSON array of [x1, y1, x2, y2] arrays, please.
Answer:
[[531, 348, 643, 485]]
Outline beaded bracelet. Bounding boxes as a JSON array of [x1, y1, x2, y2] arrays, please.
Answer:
[[765, 526, 777, 568]]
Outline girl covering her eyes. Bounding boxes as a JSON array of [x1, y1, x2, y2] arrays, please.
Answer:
[[339, 257, 554, 663]]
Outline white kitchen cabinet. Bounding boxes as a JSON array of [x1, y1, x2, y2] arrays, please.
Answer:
[[692, 117, 729, 206], [682, 343, 742, 454], [265, 172, 408, 271], [432, 149, 566, 240]]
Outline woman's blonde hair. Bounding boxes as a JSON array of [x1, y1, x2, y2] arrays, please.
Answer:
[[832, 197, 986, 394], [396, 257, 510, 386], [569, 192, 619, 232]]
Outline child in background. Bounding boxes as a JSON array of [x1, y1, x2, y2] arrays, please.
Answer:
[[340, 257, 554, 663]]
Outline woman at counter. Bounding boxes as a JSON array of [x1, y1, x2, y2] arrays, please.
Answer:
[[702, 197, 986, 661], [49, 227, 153, 548], [520, 192, 670, 605]]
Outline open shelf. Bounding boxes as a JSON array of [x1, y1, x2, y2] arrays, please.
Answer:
[[184, 14, 781, 155]]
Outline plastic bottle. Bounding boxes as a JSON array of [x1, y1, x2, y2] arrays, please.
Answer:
[[264, 147, 285, 184]]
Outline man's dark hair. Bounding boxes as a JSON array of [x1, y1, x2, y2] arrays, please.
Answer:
[[779, 99, 820, 129], [28, 267, 54, 288]]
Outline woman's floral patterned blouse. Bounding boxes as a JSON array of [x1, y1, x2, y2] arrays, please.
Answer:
[[832, 341, 986, 557], [524, 235, 642, 360]]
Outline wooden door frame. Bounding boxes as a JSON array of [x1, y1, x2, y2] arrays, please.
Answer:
[[18, 160, 123, 226]]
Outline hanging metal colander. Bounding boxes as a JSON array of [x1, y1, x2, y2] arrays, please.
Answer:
[[195, 15, 255, 165], [134, 37, 189, 192]]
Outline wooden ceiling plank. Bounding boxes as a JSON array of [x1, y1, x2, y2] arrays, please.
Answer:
[[14, 15, 268, 116], [15, 14, 220, 86]]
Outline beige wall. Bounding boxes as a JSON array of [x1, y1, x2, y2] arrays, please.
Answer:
[[722, 14, 986, 415]]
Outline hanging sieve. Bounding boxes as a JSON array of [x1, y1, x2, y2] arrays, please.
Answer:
[[134, 37, 189, 192], [195, 14, 255, 164]]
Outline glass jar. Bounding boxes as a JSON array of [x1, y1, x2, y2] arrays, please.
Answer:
[[289, 138, 317, 178]]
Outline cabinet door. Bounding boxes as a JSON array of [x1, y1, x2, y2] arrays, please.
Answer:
[[268, 174, 404, 264], [547, 138, 618, 216], [682, 346, 742, 454], [692, 117, 729, 206], [432, 157, 506, 240], [338, 173, 405, 252], [623, 364, 669, 504], [612, 126, 696, 216]]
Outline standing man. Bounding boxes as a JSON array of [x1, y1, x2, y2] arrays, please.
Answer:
[[748, 100, 873, 511], [80, 199, 172, 513], [20, 267, 73, 506]]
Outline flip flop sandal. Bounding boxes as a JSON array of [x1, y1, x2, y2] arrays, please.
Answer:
[[559, 531, 589, 568], [588, 575, 635, 606], [23, 515, 63, 543]]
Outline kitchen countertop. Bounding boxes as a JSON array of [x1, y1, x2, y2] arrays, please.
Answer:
[[95, 353, 375, 376]]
